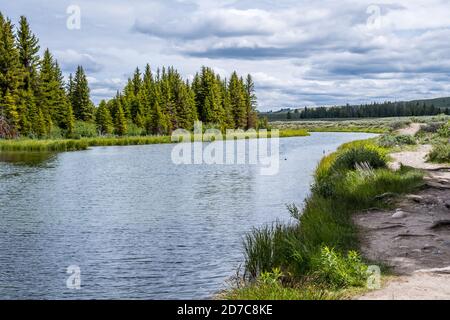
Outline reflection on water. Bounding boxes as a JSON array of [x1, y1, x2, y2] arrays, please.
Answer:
[[0, 132, 377, 299], [0, 151, 55, 166]]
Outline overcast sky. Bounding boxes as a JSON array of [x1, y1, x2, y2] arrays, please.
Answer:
[[2, 0, 450, 111]]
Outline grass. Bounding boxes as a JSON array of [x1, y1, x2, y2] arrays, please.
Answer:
[[0, 129, 309, 153], [270, 117, 415, 134], [0, 139, 90, 152], [428, 143, 450, 163], [224, 138, 424, 300]]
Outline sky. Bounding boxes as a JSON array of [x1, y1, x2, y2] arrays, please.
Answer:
[[2, 0, 450, 111]]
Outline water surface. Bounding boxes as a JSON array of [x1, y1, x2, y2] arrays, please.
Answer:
[[0, 132, 376, 299]]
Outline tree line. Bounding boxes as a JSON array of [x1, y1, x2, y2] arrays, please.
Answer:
[[97, 66, 258, 136], [0, 12, 259, 139], [285, 101, 450, 120]]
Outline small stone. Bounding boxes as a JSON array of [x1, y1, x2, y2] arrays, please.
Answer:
[[445, 201, 450, 210], [392, 210, 408, 219], [406, 195, 423, 203]]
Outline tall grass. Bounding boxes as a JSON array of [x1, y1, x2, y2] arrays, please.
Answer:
[[0, 129, 308, 153], [428, 143, 450, 163], [0, 139, 89, 152], [226, 139, 424, 300]]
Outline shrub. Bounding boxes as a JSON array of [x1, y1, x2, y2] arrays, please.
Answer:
[[378, 134, 416, 148], [243, 223, 303, 279], [428, 143, 450, 163], [73, 121, 97, 138], [419, 122, 445, 134], [126, 122, 145, 136], [437, 121, 450, 138], [312, 246, 368, 288], [332, 147, 387, 171]]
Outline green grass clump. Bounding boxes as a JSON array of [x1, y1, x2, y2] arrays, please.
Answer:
[[428, 142, 450, 163], [311, 247, 368, 289], [278, 129, 309, 138], [0, 139, 89, 152], [378, 134, 416, 148], [83, 135, 172, 146], [230, 139, 424, 299], [223, 268, 340, 300], [333, 147, 387, 171]]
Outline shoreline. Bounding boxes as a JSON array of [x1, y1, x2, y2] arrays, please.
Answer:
[[0, 129, 310, 153], [223, 121, 449, 300], [222, 130, 428, 300]]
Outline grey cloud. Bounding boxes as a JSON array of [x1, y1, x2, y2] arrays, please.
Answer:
[[54, 50, 103, 73]]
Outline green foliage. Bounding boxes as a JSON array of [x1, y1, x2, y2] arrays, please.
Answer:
[[0, 138, 89, 152], [428, 142, 450, 163], [332, 147, 387, 171], [73, 120, 97, 138], [378, 134, 416, 148], [95, 100, 113, 135], [437, 121, 450, 138], [126, 121, 144, 136], [114, 102, 127, 136], [71, 66, 94, 122], [0, 13, 259, 140], [261, 98, 450, 121], [312, 247, 368, 288], [239, 138, 424, 297]]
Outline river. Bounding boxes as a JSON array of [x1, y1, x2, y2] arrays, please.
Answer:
[[0, 132, 376, 299]]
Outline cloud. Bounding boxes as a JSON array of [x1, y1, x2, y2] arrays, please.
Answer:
[[133, 8, 281, 40], [4, 0, 450, 109], [54, 49, 103, 73]]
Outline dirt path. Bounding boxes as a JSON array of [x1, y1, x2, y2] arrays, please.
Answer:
[[356, 123, 450, 300], [396, 122, 423, 136], [390, 144, 449, 171]]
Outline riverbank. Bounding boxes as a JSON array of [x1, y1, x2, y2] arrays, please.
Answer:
[[222, 134, 425, 300], [223, 120, 449, 300], [0, 129, 309, 152]]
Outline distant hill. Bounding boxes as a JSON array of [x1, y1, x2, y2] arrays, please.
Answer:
[[259, 97, 450, 121]]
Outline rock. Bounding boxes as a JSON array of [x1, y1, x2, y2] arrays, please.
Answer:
[[406, 195, 423, 203], [445, 201, 450, 210], [392, 210, 408, 219]]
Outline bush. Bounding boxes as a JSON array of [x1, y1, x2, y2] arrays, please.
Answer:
[[428, 143, 450, 163], [73, 121, 98, 138], [312, 142, 387, 197], [312, 246, 368, 288], [333, 147, 387, 172], [378, 134, 416, 148], [126, 121, 145, 136], [47, 125, 63, 139], [419, 122, 445, 134], [437, 121, 450, 138]]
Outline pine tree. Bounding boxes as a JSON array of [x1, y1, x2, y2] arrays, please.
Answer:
[[200, 67, 224, 125], [0, 16, 22, 129], [220, 79, 234, 129], [245, 74, 258, 129], [16, 15, 39, 92], [3, 89, 19, 129], [96, 100, 113, 135], [114, 98, 127, 136], [72, 65, 94, 121], [229, 72, 246, 128], [37, 50, 69, 133]]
